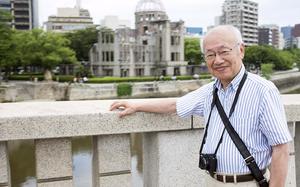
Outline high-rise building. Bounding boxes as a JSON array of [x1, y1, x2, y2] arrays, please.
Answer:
[[0, 0, 38, 30], [89, 0, 187, 77], [281, 26, 293, 39], [258, 28, 271, 45], [185, 27, 203, 36], [44, 1, 93, 32], [219, 0, 258, 46], [281, 26, 293, 48], [258, 24, 280, 48], [0, 0, 10, 13], [292, 24, 300, 37]]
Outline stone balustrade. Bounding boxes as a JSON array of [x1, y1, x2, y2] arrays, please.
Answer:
[[0, 95, 300, 187]]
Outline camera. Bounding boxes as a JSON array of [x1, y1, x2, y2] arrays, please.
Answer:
[[199, 154, 217, 176]]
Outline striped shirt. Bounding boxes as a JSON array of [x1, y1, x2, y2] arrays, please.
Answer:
[[176, 65, 292, 174]]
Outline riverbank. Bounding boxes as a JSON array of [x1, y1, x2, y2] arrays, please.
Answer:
[[1, 71, 300, 102]]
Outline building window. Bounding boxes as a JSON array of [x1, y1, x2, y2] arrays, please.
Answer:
[[121, 69, 128, 77], [106, 34, 110, 43], [102, 52, 105, 61], [174, 67, 180, 76], [135, 68, 144, 76], [110, 51, 114, 61], [106, 51, 110, 62], [171, 36, 180, 45], [171, 52, 180, 61], [101, 33, 105, 43], [143, 26, 148, 34], [171, 52, 175, 61], [110, 34, 114, 43], [95, 52, 99, 62]]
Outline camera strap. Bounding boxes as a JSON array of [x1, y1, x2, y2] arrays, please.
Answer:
[[214, 74, 269, 187], [199, 72, 247, 155]]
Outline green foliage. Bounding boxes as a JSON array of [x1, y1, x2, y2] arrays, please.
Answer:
[[2, 29, 78, 80], [64, 27, 98, 61], [117, 83, 132, 97], [287, 48, 300, 71], [276, 50, 294, 70], [0, 10, 14, 74], [74, 65, 92, 77], [23, 29, 77, 69], [184, 37, 203, 65], [8, 74, 74, 82], [244, 45, 294, 70], [86, 74, 211, 84], [261, 63, 274, 80]]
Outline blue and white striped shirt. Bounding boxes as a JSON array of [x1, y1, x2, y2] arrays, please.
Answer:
[[176, 65, 292, 174]]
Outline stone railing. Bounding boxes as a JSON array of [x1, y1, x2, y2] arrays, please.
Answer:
[[0, 95, 300, 187]]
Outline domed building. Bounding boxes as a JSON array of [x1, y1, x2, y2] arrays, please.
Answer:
[[89, 0, 187, 77]]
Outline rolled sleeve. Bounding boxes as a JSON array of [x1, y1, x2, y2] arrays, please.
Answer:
[[176, 84, 212, 118], [259, 87, 292, 146]]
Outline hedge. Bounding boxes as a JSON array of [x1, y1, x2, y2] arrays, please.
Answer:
[[117, 83, 132, 97], [8, 74, 212, 83]]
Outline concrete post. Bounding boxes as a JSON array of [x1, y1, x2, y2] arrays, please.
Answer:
[[0, 142, 10, 187], [143, 130, 205, 187], [95, 134, 131, 187], [285, 122, 296, 186], [35, 138, 72, 187], [296, 122, 300, 187]]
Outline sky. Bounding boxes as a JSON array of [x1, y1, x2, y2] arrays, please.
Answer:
[[38, 0, 300, 31]]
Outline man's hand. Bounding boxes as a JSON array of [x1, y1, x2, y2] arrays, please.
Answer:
[[110, 99, 177, 118], [110, 101, 137, 118]]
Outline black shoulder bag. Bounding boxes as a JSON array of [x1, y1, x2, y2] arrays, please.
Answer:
[[214, 73, 269, 187]]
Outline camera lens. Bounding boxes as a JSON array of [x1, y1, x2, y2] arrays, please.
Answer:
[[199, 154, 208, 170]]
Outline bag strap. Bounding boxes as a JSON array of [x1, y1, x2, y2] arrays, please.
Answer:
[[214, 89, 269, 187]]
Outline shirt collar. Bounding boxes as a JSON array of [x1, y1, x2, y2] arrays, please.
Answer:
[[214, 65, 246, 91]]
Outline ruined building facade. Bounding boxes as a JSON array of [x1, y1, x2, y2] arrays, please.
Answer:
[[89, 0, 187, 77]]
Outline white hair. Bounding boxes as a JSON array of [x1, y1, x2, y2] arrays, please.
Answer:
[[201, 25, 244, 52]]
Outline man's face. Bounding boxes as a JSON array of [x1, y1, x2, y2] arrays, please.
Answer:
[[203, 33, 244, 85]]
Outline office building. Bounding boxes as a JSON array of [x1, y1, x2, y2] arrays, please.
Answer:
[[44, 1, 93, 32], [292, 24, 300, 37], [258, 24, 280, 48], [100, 16, 131, 30], [185, 27, 203, 36], [0, 0, 38, 30], [219, 0, 258, 46]]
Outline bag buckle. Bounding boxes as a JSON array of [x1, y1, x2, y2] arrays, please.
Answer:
[[245, 156, 255, 165]]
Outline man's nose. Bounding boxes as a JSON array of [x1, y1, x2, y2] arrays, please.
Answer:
[[214, 53, 224, 64]]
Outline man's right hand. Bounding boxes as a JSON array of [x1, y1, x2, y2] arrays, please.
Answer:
[[110, 101, 137, 118]]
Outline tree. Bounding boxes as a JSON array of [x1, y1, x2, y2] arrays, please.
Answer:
[[184, 37, 203, 65], [0, 10, 13, 80], [287, 48, 300, 71], [19, 29, 77, 80], [244, 45, 293, 70], [275, 50, 294, 70], [64, 27, 98, 61]]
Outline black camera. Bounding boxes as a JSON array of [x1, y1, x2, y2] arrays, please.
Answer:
[[199, 154, 217, 176]]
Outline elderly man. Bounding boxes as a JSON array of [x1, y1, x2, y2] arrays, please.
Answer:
[[110, 25, 291, 187]]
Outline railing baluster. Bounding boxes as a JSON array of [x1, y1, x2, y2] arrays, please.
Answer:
[[0, 142, 9, 187], [94, 134, 131, 187], [35, 138, 73, 187]]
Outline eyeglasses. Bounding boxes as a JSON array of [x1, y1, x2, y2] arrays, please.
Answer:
[[204, 43, 240, 62]]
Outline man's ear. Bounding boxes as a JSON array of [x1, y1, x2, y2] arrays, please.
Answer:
[[239, 43, 245, 59]]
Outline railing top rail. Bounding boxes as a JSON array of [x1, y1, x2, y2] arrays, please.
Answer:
[[0, 95, 299, 141]]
